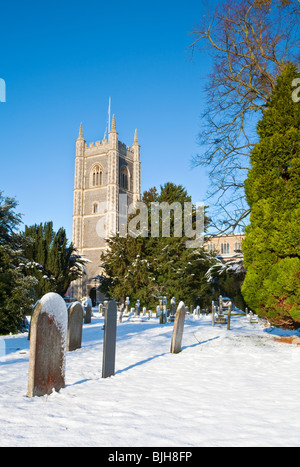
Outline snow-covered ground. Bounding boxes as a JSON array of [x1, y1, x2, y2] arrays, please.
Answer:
[[0, 310, 300, 447]]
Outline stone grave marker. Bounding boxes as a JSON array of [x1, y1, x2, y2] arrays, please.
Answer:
[[212, 303, 215, 327], [135, 299, 141, 316], [170, 301, 186, 354], [83, 297, 92, 324], [227, 303, 232, 330], [27, 292, 67, 398], [102, 300, 117, 378], [67, 301, 83, 351]]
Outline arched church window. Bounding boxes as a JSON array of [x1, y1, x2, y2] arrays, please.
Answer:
[[91, 165, 103, 187]]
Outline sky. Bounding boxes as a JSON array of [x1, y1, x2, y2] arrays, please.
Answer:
[[0, 0, 216, 241]]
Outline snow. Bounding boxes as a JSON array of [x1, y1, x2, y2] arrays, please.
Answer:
[[38, 292, 68, 340], [1, 310, 300, 447]]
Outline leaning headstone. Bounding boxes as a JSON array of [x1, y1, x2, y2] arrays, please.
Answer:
[[67, 301, 83, 351], [102, 300, 117, 378], [227, 303, 232, 330], [27, 292, 67, 398], [168, 297, 176, 322], [170, 301, 186, 354]]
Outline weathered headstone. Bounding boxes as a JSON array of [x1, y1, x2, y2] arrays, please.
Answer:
[[67, 301, 83, 351], [102, 300, 117, 378], [170, 301, 186, 354], [27, 292, 67, 398]]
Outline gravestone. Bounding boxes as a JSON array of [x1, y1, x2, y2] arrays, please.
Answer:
[[170, 301, 186, 354], [249, 311, 258, 323], [124, 296, 130, 315], [67, 301, 83, 351], [135, 299, 141, 316], [27, 292, 67, 398], [168, 297, 176, 322], [102, 300, 117, 378], [83, 298, 92, 324]]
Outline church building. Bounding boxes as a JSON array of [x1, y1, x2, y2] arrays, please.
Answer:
[[71, 115, 141, 302]]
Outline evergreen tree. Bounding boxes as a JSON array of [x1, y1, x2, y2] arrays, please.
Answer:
[[0, 192, 36, 335], [23, 222, 89, 298], [100, 183, 214, 308], [241, 64, 300, 329]]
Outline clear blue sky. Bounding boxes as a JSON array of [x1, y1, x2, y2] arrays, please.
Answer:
[[0, 0, 215, 241]]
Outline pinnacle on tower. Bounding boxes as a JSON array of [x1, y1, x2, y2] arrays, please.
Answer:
[[110, 114, 117, 133], [133, 128, 138, 145], [77, 122, 84, 140]]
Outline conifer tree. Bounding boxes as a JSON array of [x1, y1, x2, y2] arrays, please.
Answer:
[[100, 183, 214, 308], [23, 222, 88, 298], [0, 192, 36, 335], [241, 64, 300, 329]]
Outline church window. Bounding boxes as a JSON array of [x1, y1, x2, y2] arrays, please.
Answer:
[[91, 165, 103, 187]]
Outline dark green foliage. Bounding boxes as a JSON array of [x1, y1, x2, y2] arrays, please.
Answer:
[[0, 192, 36, 335], [23, 222, 88, 299], [241, 64, 300, 329], [100, 183, 215, 309]]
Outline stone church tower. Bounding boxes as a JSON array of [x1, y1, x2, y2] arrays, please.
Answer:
[[71, 115, 141, 302]]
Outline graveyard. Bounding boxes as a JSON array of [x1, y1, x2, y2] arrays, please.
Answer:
[[1, 297, 300, 447]]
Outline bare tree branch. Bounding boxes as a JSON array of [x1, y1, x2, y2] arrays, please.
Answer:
[[190, 0, 300, 233]]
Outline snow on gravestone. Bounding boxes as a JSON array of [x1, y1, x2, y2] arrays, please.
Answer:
[[67, 301, 84, 352], [27, 292, 68, 398], [170, 301, 186, 354]]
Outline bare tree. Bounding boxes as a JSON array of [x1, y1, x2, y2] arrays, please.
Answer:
[[190, 0, 300, 232]]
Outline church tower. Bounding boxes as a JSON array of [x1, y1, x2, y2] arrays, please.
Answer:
[[71, 115, 141, 301]]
